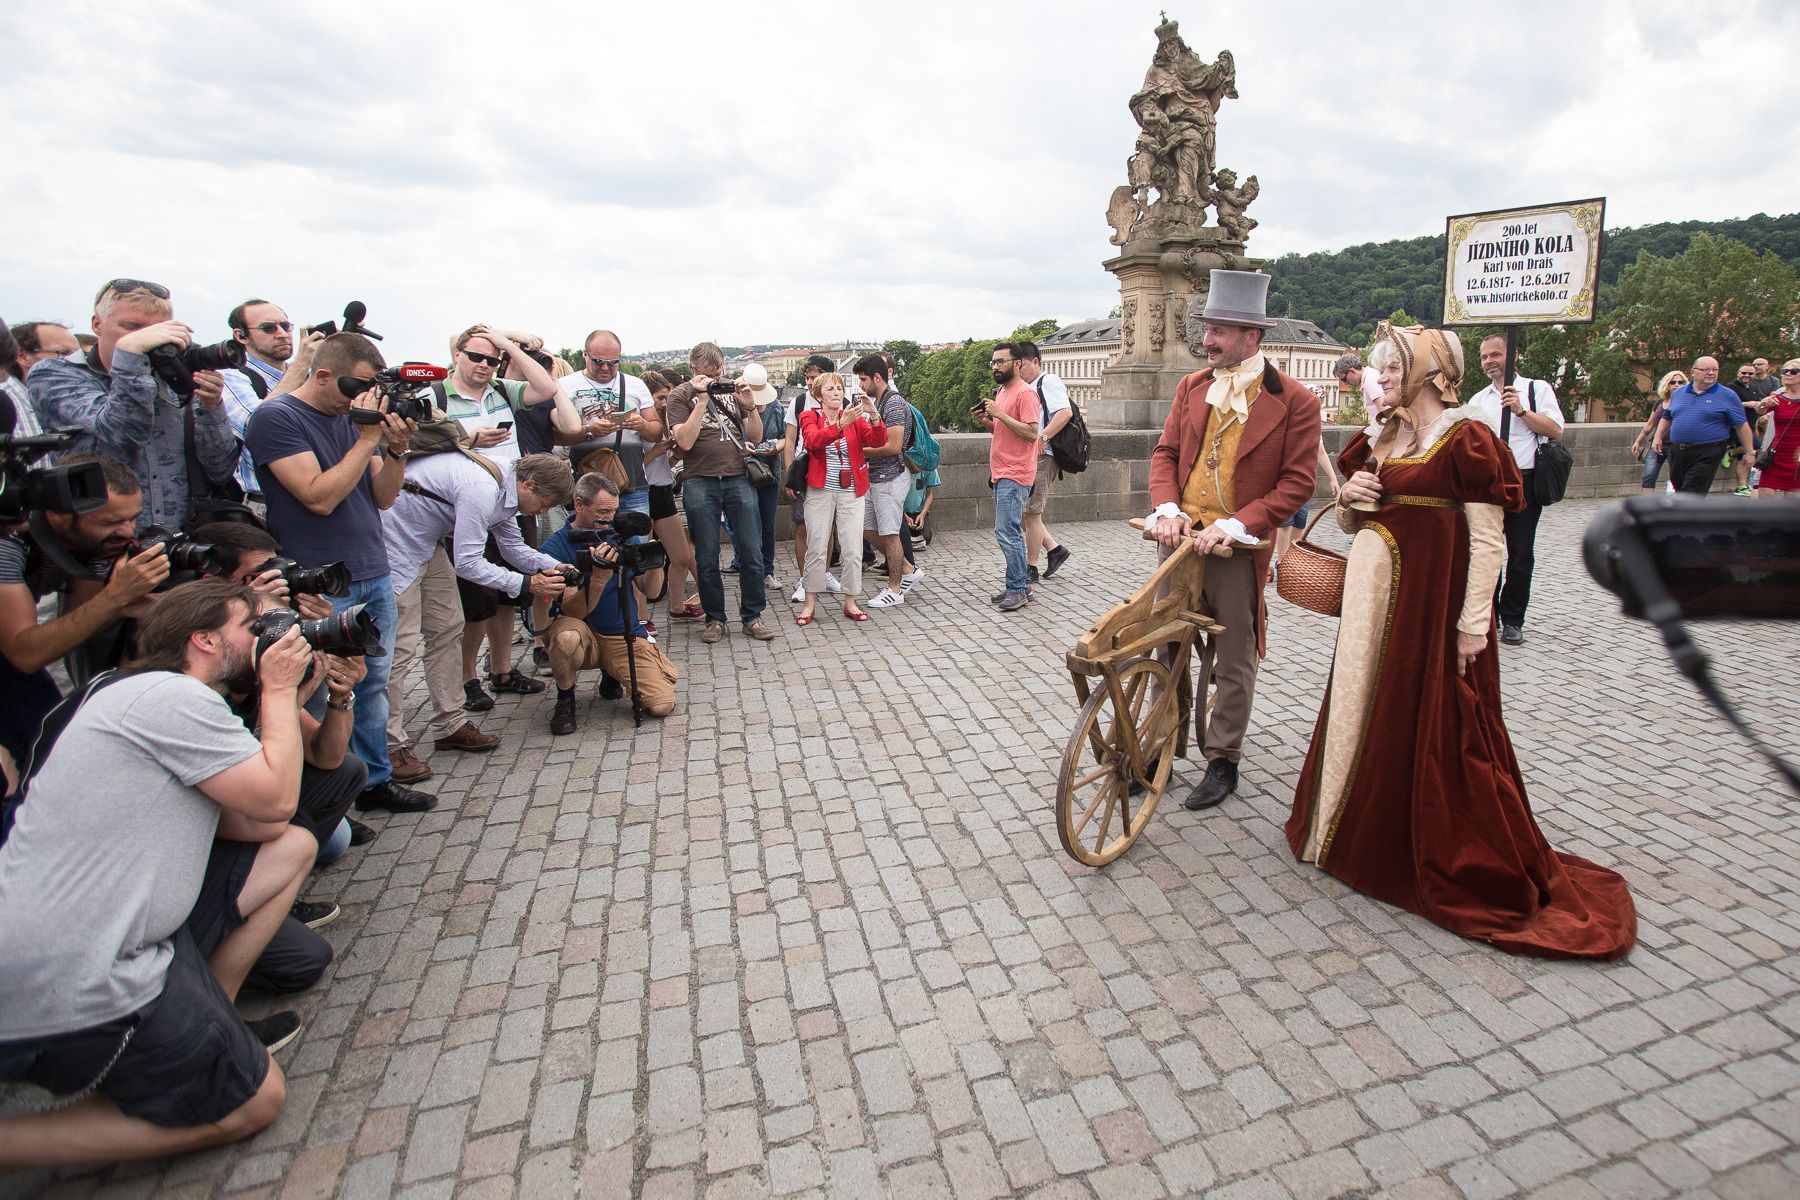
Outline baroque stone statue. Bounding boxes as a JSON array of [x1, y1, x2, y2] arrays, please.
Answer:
[[1107, 15, 1242, 245], [1212, 169, 1259, 243]]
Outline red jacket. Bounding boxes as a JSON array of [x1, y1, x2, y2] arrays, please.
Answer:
[[799, 409, 888, 496]]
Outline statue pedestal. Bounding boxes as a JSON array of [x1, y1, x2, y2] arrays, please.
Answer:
[[1091, 228, 1259, 429]]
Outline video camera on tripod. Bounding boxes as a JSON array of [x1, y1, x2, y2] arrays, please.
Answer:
[[340, 363, 450, 426], [0, 428, 107, 525], [553, 510, 666, 726]]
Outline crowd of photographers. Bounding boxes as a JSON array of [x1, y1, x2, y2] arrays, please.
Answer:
[[0, 280, 762, 1164]]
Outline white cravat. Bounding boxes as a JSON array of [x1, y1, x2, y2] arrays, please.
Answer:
[[1206, 352, 1266, 425]]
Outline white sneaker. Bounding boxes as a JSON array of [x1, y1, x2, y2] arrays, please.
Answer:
[[900, 568, 926, 594], [790, 582, 807, 604], [824, 573, 845, 594], [868, 588, 904, 608]]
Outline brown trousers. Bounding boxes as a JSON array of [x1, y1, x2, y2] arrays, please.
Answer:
[[546, 616, 679, 717], [1159, 544, 1262, 763]]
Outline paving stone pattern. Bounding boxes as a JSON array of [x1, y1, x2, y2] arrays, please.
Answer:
[[17, 498, 1800, 1198]]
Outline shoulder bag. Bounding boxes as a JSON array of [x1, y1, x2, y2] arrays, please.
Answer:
[[709, 393, 775, 488], [1500, 382, 1573, 506]]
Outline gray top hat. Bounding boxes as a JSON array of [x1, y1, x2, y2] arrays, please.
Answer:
[[1200, 270, 1277, 329]]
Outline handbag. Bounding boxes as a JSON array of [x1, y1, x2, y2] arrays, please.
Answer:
[[709, 392, 775, 488], [1754, 407, 1793, 471], [572, 441, 631, 492], [1276, 505, 1347, 616], [1500, 381, 1572, 506], [786, 453, 810, 493]]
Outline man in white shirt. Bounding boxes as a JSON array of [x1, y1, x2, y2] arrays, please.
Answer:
[[1333, 352, 1383, 415], [1015, 340, 1074, 582], [382, 451, 574, 765], [439, 325, 564, 709], [559, 330, 660, 517], [1466, 334, 1564, 646]]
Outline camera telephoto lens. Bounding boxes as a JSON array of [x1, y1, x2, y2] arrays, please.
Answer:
[[251, 603, 386, 684], [254, 556, 351, 597], [183, 338, 245, 373], [136, 525, 233, 581]]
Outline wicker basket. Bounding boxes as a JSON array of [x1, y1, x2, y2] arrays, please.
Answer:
[[1276, 505, 1347, 616]]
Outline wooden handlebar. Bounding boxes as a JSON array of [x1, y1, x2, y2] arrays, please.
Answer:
[[1126, 517, 1268, 558]]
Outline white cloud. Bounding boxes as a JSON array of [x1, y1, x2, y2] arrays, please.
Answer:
[[2, 0, 1791, 360]]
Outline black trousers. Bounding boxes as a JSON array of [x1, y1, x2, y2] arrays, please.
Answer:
[[1670, 441, 1728, 494], [1497, 469, 1542, 629], [246, 757, 366, 994]]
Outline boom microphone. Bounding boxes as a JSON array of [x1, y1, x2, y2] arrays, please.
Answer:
[[343, 300, 382, 341]]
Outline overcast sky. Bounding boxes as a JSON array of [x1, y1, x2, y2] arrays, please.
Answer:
[[2, 0, 1790, 362]]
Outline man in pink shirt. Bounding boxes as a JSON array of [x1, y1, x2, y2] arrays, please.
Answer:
[[976, 342, 1042, 612]]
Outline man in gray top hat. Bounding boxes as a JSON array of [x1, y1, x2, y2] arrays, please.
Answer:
[[1147, 270, 1321, 811]]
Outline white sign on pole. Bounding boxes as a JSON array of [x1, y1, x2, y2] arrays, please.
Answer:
[[1442, 198, 1605, 327]]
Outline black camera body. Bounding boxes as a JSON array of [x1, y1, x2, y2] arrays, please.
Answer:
[[250, 603, 386, 686], [147, 339, 244, 400], [342, 363, 448, 426], [134, 525, 234, 588], [0, 429, 107, 525], [253, 555, 351, 598], [568, 513, 666, 578], [705, 381, 740, 397]]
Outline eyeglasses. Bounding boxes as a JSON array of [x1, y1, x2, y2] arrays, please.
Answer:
[[588, 356, 621, 368], [463, 350, 503, 366], [253, 321, 294, 334], [1784, 368, 1800, 375], [103, 277, 170, 299]]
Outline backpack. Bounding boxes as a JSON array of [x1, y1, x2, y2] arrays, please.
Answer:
[[1035, 378, 1091, 474], [902, 403, 941, 475], [1, 669, 129, 848], [404, 399, 504, 499]]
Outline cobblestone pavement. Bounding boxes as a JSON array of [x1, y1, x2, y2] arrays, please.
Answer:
[[17, 498, 1800, 1199]]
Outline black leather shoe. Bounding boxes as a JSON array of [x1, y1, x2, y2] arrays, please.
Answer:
[[1183, 759, 1238, 811], [598, 673, 623, 701], [1500, 625, 1525, 646], [356, 781, 438, 813], [462, 678, 495, 712], [550, 694, 578, 735], [347, 818, 379, 846], [1044, 545, 1072, 578]]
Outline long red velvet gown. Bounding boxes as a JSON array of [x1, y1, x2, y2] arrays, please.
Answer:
[[1286, 417, 1636, 961]]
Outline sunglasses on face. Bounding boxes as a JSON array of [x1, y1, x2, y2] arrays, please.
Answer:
[[1785, 368, 1800, 375], [105, 277, 170, 299], [253, 321, 293, 334], [463, 350, 503, 366], [588, 356, 621, 368]]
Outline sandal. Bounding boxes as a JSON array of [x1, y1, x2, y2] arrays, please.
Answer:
[[795, 610, 815, 627], [488, 669, 546, 695], [842, 606, 869, 622], [670, 602, 704, 620]]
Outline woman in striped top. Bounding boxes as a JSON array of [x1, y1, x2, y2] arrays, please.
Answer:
[[796, 373, 887, 624]]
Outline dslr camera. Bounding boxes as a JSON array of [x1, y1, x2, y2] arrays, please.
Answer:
[[0, 428, 106, 525], [250, 603, 386, 687], [705, 380, 741, 397], [564, 511, 667, 582], [251, 555, 351, 598], [341, 363, 450, 426], [133, 524, 234, 588], [147, 339, 244, 401]]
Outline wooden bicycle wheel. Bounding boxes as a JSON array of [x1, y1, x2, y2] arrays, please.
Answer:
[[1056, 656, 1180, 866]]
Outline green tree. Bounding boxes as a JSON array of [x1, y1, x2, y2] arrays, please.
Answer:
[[1609, 232, 1800, 384], [556, 348, 584, 373], [1334, 392, 1367, 426], [1008, 318, 1060, 343], [882, 339, 922, 397]]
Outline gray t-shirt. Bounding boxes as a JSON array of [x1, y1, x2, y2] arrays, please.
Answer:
[[865, 388, 911, 484], [0, 672, 262, 1039]]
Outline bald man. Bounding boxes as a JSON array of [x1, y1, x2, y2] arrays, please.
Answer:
[[1653, 356, 1755, 494]]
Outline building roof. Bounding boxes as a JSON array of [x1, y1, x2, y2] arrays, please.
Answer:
[[1263, 317, 1346, 351], [1041, 319, 1122, 348]]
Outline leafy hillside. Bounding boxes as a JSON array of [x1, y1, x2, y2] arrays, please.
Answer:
[[1268, 212, 1800, 350]]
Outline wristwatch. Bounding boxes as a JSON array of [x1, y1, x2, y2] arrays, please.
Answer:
[[327, 694, 354, 712]]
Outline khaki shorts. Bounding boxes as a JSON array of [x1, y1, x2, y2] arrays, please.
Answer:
[[1025, 456, 1060, 514], [546, 616, 679, 716]]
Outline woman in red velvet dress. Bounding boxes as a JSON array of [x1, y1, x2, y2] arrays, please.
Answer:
[[1286, 324, 1636, 961]]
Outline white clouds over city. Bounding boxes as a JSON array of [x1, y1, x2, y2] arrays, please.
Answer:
[[1, 0, 1790, 359]]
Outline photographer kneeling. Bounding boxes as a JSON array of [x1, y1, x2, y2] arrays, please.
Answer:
[[0, 579, 316, 1168], [540, 472, 677, 734], [0, 454, 163, 768]]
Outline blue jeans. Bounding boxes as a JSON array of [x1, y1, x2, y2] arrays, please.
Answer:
[[754, 468, 780, 578], [994, 479, 1029, 593], [335, 576, 397, 788], [618, 488, 650, 518], [684, 475, 766, 623], [1639, 447, 1667, 490]]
